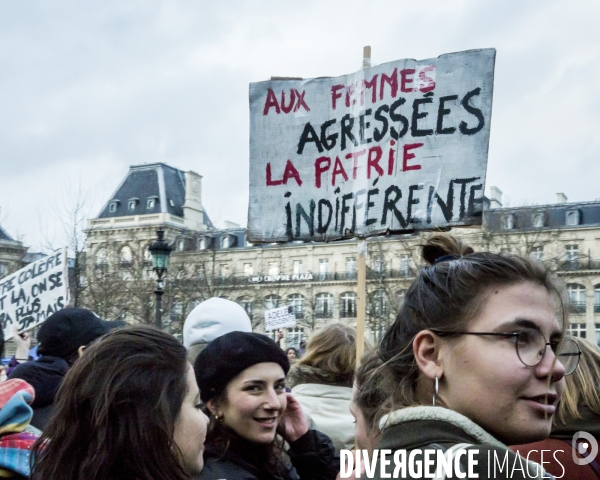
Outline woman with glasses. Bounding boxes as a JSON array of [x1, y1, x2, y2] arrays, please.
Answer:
[[371, 234, 580, 480]]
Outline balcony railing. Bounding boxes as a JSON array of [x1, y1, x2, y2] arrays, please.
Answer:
[[569, 302, 586, 314], [559, 259, 600, 271]]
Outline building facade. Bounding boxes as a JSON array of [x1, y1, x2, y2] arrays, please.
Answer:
[[84, 164, 600, 347]]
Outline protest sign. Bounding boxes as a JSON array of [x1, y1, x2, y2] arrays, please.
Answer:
[[264, 305, 297, 331], [0, 248, 70, 339], [249, 48, 496, 242]]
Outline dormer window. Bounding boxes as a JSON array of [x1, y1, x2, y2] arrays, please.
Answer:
[[532, 212, 544, 228], [198, 236, 214, 250], [128, 198, 139, 211], [501, 214, 514, 230], [221, 234, 238, 249], [108, 200, 120, 213], [566, 209, 580, 226], [147, 196, 159, 210]]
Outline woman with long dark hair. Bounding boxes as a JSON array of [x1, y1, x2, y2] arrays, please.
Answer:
[[31, 326, 209, 480], [371, 234, 580, 480], [193, 331, 339, 480]]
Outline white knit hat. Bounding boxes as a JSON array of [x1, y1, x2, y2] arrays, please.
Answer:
[[183, 298, 252, 348]]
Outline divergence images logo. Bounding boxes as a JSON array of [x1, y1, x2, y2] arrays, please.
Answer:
[[572, 431, 598, 466]]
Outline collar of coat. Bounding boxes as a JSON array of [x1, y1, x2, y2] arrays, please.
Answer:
[[379, 406, 507, 449]]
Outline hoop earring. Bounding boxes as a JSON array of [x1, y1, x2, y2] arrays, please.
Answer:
[[433, 376, 439, 406], [214, 414, 223, 423]]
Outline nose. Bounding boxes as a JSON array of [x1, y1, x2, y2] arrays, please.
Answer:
[[535, 344, 566, 382], [263, 387, 283, 411]]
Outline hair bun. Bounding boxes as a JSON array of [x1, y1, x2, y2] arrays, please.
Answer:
[[421, 234, 475, 266]]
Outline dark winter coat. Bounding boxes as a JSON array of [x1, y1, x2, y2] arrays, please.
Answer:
[[195, 429, 340, 480], [8, 355, 70, 430], [372, 406, 551, 480]]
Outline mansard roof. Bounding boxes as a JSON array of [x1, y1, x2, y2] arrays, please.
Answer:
[[0, 224, 14, 241], [485, 199, 600, 231], [96, 163, 213, 227]]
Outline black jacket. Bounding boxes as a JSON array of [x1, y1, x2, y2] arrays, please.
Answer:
[[195, 429, 340, 480]]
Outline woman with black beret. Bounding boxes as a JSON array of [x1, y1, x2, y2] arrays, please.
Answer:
[[193, 331, 340, 480]]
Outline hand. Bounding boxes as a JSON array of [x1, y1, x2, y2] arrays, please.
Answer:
[[278, 393, 309, 443], [13, 326, 31, 361]]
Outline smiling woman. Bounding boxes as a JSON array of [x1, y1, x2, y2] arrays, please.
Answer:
[[371, 234, 575, 480], [193, 331, 340, 480]]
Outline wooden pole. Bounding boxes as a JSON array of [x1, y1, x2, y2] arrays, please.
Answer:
[[355, 46, 371, 368]]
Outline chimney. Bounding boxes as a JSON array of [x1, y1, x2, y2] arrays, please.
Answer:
[[556, 193, 568, 204], [488, 186, 503, 209], [183, 171, 205, 230]]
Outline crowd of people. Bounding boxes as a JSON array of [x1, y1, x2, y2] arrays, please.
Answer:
[[0, 233, 596, 479]]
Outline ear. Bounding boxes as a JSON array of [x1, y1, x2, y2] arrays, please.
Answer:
[[77, 345, 86, 357], [413, 330, 444, 381], [205, 398, 220, 417]]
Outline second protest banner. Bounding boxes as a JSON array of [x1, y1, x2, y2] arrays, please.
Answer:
[[248, 48, 496, 243]]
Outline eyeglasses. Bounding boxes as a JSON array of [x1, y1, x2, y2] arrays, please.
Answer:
[[434, 328, 581, 375]]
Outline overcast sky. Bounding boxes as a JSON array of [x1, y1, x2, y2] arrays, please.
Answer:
[[1, 0, 599, 252]]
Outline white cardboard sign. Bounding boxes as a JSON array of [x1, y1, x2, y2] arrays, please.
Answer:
[[0, 248, 70, 339], [264, 305, 297, 331], [248, 49, 496, 242]]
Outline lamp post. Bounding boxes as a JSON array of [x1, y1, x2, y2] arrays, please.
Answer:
[[148, 229, 172, 329]]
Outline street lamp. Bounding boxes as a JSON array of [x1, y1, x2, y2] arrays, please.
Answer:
[[148, 229, 173, 329]]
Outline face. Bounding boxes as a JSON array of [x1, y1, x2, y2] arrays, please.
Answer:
[[438, 282, 566, 445], [349, 384, 380, 456], [287, 349, 297, 360], [214, 362, 287, 444], [173, 364, 209, 475]]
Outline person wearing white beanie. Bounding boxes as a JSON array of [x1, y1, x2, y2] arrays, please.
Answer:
[[183, 298, 252, 363]]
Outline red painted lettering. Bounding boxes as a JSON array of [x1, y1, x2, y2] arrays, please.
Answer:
[[345, 83, 358, 107], [367, 146, 384, 179], [419, 66, 436, 93], [400, 69, 415, 93], [293, 89, 310, 112], [331, 156, 349, 185], [315, 157, 331, 188], [266, 163, 284, 186], [331, 84, 344, 109], [282, 160, 302, 186], [263, 89, 281, 115], [380, 69, 398, 100], [345, 150, 366, 179], [402, 143, 424, 171], [281, 90, 295, 114]]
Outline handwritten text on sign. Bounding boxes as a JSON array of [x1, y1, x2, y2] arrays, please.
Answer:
[[264, 306, 297, 331], [248, 49, 496, 242], [0, 249, 69, 339]]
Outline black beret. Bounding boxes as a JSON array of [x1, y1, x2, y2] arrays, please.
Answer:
[[194, 331, 289, 403]]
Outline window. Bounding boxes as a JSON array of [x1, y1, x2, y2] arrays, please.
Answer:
[[177, 239, 186, 252], [400, 254, 411, 277], [243, 263, 253, 277], [286, 327, 305, 349], [373, 257, 384, 274], [147, 197, 158, 209], [371, 288, 389, 317], [109, 201, 118, 213], [95, 247, 109, 265], [315, 293, 334, 318], [568, 284, 586, 314], [566, 210, 580, 226], [219, 264, 229, 277], [530, 246, 544, 263], [319, 259, 329, 280], [345, 257, 356, 278], [237, 297, 254, 318], [128, 198, 138, 211], [170, 300, 183, 323], [595, 285, 600, 313], [501, 214, 514, 230], [268, 262, 279, 276], [119, 246, 132, 265], [532, 212, 544, 228], [222, 235, 237, 249], [340, 292, 357, 318], [500, 248, 512, 255], [293, 260, 303, 275], [566, 245, 579, 269], [287, 294, 304, 319], [198, 236, 214, 250], [0, 263, 7, 278], [568, 323, 587, 339], [264, 294, 281, 310]]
